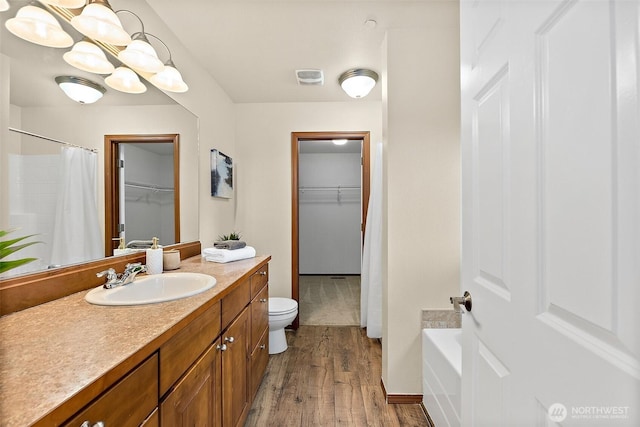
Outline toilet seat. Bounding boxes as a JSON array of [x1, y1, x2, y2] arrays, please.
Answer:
[[269, 297, 298, 315]]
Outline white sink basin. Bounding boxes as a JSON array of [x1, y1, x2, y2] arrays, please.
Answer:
[[85, 272, 216, 306]]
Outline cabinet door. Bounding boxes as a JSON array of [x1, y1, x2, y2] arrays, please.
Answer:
[[222, 308, 250, 427], [250, 285, 269, 351], [161, 339, 223, 427]]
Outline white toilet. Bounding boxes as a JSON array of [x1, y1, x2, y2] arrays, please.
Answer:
[[268, 297, 298, 354]]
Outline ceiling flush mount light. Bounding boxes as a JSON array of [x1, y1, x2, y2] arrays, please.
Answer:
[[339, 68, 379, 99], [0, 0, 9, 13], [63, 40, 115, 74], [5, 5, 73, 48], [55, 76, 106, 104], [105, 66, 147, 94], [71, 0, 131, 46], [333, 139, 348, 146]]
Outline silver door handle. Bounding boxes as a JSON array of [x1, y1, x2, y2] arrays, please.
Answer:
[[450, 291, 472, 312]]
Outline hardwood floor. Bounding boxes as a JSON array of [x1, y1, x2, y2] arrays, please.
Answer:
[[245, 326, 429, 427], [299, 275, 360, 326]]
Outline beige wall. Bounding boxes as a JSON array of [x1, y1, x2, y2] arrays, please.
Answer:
[[16, 104, 199, 247], [234, 102, 382, 298], [382, 10, 461, 393]]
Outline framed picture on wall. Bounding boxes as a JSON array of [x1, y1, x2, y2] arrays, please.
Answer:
[[211, 149, 233, 198]]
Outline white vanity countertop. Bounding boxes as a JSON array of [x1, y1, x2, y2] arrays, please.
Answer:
[[0, 255, 270, 427]]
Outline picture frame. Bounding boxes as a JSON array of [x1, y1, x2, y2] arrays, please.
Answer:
[[211, 149, 233, 198]]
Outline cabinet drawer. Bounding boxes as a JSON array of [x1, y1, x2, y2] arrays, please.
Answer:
[[64, 354, 158, 427], [250, 284, 269, 351], [221, 277, 251, 328], [160, 302, 221, 396], [250, 264, 268, 298], [250, 327, 269, 399]]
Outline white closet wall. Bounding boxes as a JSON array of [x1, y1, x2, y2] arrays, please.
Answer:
[[299, 152, 361, 275], [123, 144, 175, 245]]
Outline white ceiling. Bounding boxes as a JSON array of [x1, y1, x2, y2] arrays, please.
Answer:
[[1, 0, 451, 107], [147, 0, 450, 104]]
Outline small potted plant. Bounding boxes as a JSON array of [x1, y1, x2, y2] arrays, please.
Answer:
[[0, 229, 40, 274], [217, 231, 242, 241]]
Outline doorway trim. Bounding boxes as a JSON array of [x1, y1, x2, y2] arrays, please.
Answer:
[[104, 134, 180, 256], [291, 131, 371, 329]]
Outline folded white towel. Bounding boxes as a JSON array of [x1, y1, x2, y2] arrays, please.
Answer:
[[202, 246, 256, 263]]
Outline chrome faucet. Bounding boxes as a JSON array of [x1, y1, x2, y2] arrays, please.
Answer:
[[96, 263, 147, 289]]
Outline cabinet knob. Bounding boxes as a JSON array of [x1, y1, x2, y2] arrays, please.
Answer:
[[80, 422, 104, 427], [224, 336, 235, 343], [259, 298, 267, 303], [259, 271, 267, 276], [260, 344, 266, 350], [217, 343, 227, 351]]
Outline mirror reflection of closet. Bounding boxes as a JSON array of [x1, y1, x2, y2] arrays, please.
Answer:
[[104, 134, 180, 256]]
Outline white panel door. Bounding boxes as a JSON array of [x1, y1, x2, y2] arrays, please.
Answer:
[[460, 0, 640, 425]]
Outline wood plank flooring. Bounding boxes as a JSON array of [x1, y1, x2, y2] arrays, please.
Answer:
[[299, 276, 361, 326], [245, 326, 429, 426]]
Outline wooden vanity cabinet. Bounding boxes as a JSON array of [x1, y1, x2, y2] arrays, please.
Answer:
[[64, 263, 270, 427], [160, 337, 223, 427], [221, 308, 251, 427], [63, 354, 158, 427], [160, 264, 269, 427], [249, 278, 269, 400]]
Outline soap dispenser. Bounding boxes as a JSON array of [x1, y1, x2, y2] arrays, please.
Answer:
[[146, 237, 163, 275], [113, 237, 127, 256]]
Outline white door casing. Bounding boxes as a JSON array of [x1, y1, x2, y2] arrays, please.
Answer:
[[461, 0, 640, 425]]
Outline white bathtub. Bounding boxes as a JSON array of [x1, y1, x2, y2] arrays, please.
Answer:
[[422, 328, 462, 427]]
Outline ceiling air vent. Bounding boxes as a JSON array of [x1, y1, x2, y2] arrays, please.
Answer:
[[295, 69, 324, 86]]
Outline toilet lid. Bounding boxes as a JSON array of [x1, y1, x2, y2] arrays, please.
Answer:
[[269, 297, 298, 314]]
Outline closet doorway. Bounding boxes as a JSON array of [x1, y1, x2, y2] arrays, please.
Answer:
[[104, 134, 180, 256], [291, 131, 371, 329]]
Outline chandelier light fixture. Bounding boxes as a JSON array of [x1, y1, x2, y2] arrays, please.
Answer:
[[105, 66, 147, 94], [55, 75, 106, 104], [146, 33, 188, 93], [70, 0, 131, 46], [338, 68, 379, 99], [38, 0, 86, 8], [116, 10, 164, 74], [5, 4, 73, 48], [2, 0, 189, 95], [63, 40, 115, 74]]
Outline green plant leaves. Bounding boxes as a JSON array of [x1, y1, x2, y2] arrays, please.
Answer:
[[0, 229, 41, 274]]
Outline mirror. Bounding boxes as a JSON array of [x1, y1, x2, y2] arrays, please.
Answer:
[[0, 2, 199, 279]]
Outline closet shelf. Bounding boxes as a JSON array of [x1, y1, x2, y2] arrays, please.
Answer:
[[125, 181, 174, 193], [299, 185, 360, 203], [299, 185, 360, 191]]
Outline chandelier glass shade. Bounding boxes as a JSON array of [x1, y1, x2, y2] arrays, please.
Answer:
[[117, 36, 164, 74], [5, 5, 73, 48], [63, 40, 116, 74], [105, 66, 147, 94], [71, 1, 131, 46]]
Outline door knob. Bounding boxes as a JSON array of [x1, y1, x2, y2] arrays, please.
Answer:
[[450, 291, 472, 312]]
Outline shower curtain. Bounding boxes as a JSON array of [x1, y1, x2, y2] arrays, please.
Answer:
[[50, 147, 103, 266], [361, 142, 383, 338]]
